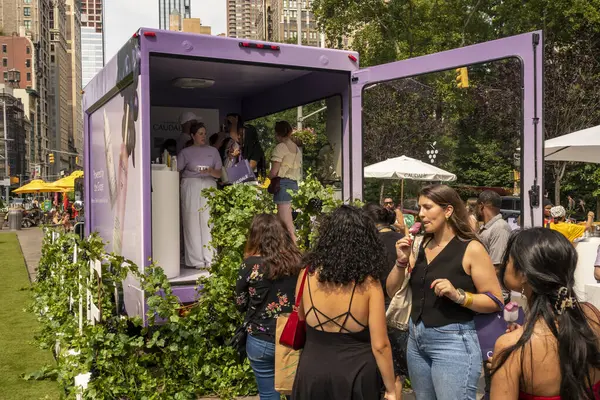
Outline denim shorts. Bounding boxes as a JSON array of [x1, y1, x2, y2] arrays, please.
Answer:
[[273, 178, 298, 204], [407, 319, 482, 400]]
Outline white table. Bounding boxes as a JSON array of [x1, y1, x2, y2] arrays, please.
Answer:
[[574, 237, 600, 307]]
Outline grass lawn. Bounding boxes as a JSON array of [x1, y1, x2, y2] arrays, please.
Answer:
[[0, 232, 59, 400]]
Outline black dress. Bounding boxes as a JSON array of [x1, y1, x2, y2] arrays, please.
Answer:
[[292, 277, 381, 400]]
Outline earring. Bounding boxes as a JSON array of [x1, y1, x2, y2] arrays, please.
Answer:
[[521, 286, 527, 301]]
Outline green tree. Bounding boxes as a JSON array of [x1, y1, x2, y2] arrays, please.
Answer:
[[314, 0, 600, 206]]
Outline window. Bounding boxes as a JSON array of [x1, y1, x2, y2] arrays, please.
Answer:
[[24, 0, 31, 3], [26, 59, 31, 67], [26, 46, 30, 54], [51, 44, 55, 51], [24, 20, 31, 29], [2, 58, 6, 67], [3, 72, 7, 80], [24, 7, 31, 16], [50, 55, 55, 62], [2, 44, 5, 53], [27, 72, 31, 81]]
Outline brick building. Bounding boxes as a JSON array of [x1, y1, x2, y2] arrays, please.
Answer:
[[0, 0, 52, 179], [0, 35, 34, 89]]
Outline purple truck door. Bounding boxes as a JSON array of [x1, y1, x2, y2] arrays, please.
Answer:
[[350, 31, 544, 228]]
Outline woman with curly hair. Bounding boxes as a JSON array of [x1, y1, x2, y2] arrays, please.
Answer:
[[292, 205, 396, 400], [235, 214, 302, 400], [490, 228, 600, 399], [387, 184, 502, 400]]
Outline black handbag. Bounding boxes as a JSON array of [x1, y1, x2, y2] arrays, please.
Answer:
[[267, 177, 281, 195], [228, 302, 262, 362], [228, 322, 250, 362]]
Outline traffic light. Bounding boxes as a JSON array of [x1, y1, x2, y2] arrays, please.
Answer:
[[456, 67, 469, 88], [49, 153, 54, 164]]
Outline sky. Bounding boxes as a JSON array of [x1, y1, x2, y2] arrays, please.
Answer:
[[104, 0, 227, 62]]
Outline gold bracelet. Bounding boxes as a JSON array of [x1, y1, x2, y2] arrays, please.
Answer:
[[462, 292, 474, 308]]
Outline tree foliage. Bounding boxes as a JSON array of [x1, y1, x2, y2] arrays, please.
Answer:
[[314, 0, 600, 211]]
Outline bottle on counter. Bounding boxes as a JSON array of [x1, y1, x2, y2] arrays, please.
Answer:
[[171, 156, 177, 172]]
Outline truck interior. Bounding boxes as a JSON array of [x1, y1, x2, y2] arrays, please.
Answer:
[[147, 53, 349, 284]]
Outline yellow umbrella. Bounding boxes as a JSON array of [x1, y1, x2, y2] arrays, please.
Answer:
[[12, 179, 58, 194], [49, 171, 83, 191]]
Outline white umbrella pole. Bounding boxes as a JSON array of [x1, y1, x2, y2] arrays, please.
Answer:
[[400, 179, 404, 210]]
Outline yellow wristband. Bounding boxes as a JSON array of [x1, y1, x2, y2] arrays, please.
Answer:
[[462, 292, 474, 308]]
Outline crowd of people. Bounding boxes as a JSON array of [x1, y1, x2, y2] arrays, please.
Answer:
[[234, 185, 600, 400], [173, 112, 302, 270]]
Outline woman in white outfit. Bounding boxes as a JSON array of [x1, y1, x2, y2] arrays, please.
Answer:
[[177, 122, 222, 270]]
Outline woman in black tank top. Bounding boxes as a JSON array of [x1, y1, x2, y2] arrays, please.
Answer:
[[386, 185, 503, 400], [292, 206, 397, 400]]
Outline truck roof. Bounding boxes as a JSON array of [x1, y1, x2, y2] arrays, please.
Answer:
[[83, 28, 360, 112]]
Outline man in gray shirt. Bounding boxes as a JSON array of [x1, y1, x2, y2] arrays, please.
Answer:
[[477, 190, 512, 268]]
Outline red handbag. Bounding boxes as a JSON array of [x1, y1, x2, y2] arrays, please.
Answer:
[[279, 268, 308, 350]]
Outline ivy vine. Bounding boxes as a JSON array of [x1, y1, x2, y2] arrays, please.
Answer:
[[28, 176, 343, 399]]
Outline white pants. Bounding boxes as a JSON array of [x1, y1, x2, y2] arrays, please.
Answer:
[[181, 178, 216, 268]]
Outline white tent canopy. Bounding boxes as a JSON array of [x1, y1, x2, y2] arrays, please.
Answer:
[[545, 125, 600, 163], [364, 155, 457, 181]]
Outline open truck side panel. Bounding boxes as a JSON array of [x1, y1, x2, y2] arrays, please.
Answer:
[[349, 31, 544, 228]]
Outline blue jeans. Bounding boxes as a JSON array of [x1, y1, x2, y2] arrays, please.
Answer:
[[246, 334, 280, 400], [407, 319, 482, 400]]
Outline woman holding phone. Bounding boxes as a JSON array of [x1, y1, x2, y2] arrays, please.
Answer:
[[177, 122, 222, 270]]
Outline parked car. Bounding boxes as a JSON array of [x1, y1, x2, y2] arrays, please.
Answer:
[[501, 196, 521, 220]]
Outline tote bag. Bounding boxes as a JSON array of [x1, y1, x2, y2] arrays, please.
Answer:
[[474, 292, 524, 361], [225, 156, 256, 184], [275, 314, 302, 395]]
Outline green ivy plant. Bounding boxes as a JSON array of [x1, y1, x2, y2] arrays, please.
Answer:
[[28, 178, 345, 399]]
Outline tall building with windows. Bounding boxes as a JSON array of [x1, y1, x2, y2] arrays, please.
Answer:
[[0, 36, 37, 179], [0, 86, 28, 182], [227, 0, 262, 39], [256, 0, 319, 46], [159, 0, 191, 30], [80, 0, 103, 87], [0, 0, 51, 179], [66, 0, 82, 162], [49, 0, 71, 176]]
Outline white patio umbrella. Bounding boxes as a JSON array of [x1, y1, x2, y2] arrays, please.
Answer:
[[364, 155, 457, 207], [545, 125, 600, 163]]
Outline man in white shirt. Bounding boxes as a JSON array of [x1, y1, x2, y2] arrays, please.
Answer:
[[176, 112, 200, 155]]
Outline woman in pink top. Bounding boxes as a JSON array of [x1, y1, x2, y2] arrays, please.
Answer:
[[490, 228, 600, 400]]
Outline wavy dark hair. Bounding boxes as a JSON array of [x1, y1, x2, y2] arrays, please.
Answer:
[[363, 202, 395, 226], [492, 228, 600, 399], [419, 184, 479, 242], [244, 214, 302, 280], [189, 122, 206, 135], [304, 205, 386, 284]]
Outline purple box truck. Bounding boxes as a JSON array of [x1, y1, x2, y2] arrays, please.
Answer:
[[83, 28, 544, 318]]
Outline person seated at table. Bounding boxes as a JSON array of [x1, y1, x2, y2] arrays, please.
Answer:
[[548, 205, 594, 243]]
